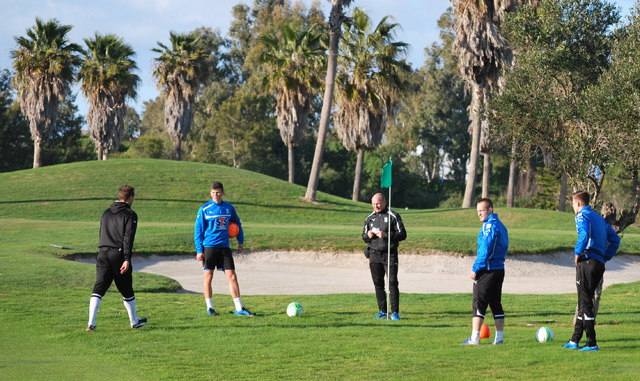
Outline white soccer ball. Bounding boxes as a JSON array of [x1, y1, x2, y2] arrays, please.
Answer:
[[536, 327, 554, 343], [286, 302, 303, 317]]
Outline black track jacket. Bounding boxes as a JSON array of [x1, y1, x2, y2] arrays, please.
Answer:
[[362, 207, 407, 252], [99, 201, 138, 261]]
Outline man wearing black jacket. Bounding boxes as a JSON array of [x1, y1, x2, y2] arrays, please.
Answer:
[[86, 185, 146, 331], [362, 193, 407, 320]]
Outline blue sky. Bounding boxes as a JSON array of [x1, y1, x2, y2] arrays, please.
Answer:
[[0, 0, 636, 117]]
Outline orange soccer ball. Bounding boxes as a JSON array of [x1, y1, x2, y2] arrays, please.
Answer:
[[228, 222, 239, 238], [480, 323, 491, 339]]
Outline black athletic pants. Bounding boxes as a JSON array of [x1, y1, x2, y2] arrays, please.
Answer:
[[369, 249, 399, 313], [92, 247, 134, 298], [571, 259, 605, 347]]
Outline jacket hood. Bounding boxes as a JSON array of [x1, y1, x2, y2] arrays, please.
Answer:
[[110, 201, 130, 214]]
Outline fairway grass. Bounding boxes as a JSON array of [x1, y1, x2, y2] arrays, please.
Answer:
[[1, 251, 639, 380], [1, 159, 640, 379]]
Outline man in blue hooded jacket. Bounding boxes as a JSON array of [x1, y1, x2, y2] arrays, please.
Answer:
[[563, 190, 619, 351], [461, 198, 508, 345], [194, 181, 254, 316]]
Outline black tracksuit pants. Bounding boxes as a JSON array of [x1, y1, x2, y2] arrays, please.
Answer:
[[92, 247, 134, 298], [571, 258, 605, 347], [369, 249, 399, 313]]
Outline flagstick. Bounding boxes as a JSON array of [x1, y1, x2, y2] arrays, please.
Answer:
[[380, 157, 393, 321]]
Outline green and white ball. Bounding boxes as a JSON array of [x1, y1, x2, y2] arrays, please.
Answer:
[[536, 327, 554, 343], [286, 302, 303, 317]]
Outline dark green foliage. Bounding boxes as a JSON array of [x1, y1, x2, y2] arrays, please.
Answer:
[[122, 107, 142, 142], [40, 94, 95, 166], [0, 69, 31, 172], [532, 167, 562, 210], [125, 135, 168, 159], [494, 0, 620, 189]]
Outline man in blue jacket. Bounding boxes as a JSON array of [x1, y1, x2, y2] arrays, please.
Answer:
[[462, 198, 508, 345], [563, 190, 620, 351], [194, 181, 254, 316]]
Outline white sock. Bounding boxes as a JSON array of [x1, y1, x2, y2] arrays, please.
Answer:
[[471, 331, 480, 341], [88, 295, 101, 327], [233, 297, 243, 311], [495, 330, 503, 342], [206, 298, 214, 310], [123, 297, 137, 326]]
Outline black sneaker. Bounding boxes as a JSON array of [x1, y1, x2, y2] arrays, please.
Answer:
[[207, 308, 219, 316], [131, 317, 147, 329]]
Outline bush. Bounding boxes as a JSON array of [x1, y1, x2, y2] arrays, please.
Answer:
[[122, 135, 169, 159], [438, 191, 463, 209]]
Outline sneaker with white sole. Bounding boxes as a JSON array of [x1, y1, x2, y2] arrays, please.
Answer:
[[234, 307, 256, 316], [86, 325, 96, 332], [461, 337, 480, 345], [491, 339, 504, 345], [131, 317, 147, 329]]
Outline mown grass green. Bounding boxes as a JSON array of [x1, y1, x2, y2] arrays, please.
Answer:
[[2, 159, 640, 254], [1, 159, 639, 379], [1, 246, 639, 379]]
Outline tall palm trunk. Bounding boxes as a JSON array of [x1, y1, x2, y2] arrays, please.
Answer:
[[506, 141, 517, 207], [305, 0, 351, 202], [462, 84, 482, 208], [288, 143, 295, 184], [352, 148, 364, 201], [174, 138, 182, 161], [305, 18, 340, 202], [482, 153, 490, 198], [33, 138, 42, 168]]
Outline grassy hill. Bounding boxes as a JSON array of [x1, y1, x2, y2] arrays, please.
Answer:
[[2, 158, 640, 254]]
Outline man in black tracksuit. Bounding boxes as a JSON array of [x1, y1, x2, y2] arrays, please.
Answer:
[[362, 193, 407, 320], [86, 185, 146, 331]]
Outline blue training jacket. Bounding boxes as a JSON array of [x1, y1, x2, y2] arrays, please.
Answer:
[[473, 213, 508, 274], [194, 199, 244, 253], [574, 205, 619, 264]]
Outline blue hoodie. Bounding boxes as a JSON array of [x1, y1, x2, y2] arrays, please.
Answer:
[[194, 199, 244, 253], [473, 213, 508, 274], [574, 205, 619, 264]]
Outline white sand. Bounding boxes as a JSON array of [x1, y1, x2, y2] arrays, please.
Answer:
[[76, 250, 640, 295]]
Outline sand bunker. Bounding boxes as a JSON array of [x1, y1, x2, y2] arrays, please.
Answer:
[[75, 251, 640, 295]]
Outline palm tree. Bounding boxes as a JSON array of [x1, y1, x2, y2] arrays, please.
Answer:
[[452, 1, 520, 207], [11, 18, 82, 168], [305, 0, 354, 202], [259, 22, 325, 183], [334, 8, 410, 201], [152, 32, 208, 161], [78, 33, 140, 160]]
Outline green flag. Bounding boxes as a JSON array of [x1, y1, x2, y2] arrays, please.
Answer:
[[380, 158, 392, 188]]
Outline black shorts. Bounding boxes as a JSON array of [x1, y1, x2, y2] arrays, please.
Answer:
[[472, 269, 505, 319], [203, 247, 235, 271]]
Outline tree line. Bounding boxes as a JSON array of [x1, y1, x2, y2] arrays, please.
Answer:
[[453, 0, 640, 232], [2, 0, 640, 217]]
